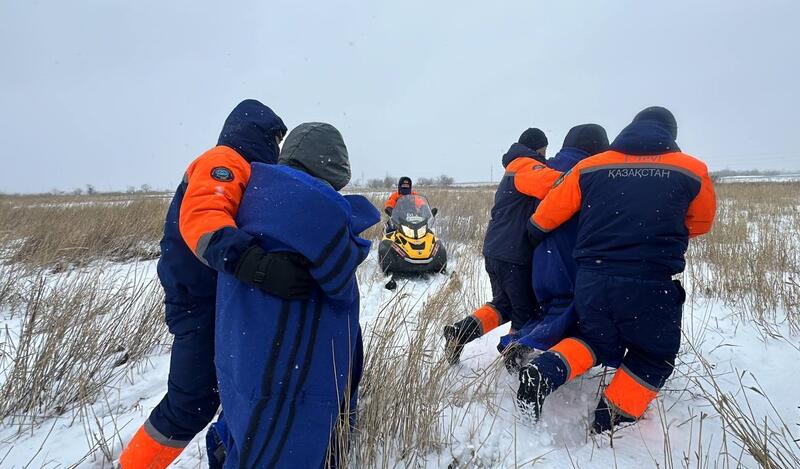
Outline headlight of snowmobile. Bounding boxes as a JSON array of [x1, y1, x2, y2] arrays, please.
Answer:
[[401, 225, 415, 238], [417, 226, 427, 237]]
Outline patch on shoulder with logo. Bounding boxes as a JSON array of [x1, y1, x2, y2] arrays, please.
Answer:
[[211, 166, 234, 182]]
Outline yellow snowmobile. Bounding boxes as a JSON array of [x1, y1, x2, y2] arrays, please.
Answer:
[[379, 194, 447, 276]]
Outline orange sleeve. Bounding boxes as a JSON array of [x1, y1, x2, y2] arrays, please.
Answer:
[[514, 165, 563, 199], [385, 192, 400, 209], [179, 147, 252, 258], [685, 167, 716, 238], [530, 166, 583, 233]]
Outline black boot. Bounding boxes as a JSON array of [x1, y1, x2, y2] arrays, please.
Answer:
[[517, 364, 555, 420], [443, 316, 482, 365], [591, 398, 636, 434], [516, 352, 568, 420]]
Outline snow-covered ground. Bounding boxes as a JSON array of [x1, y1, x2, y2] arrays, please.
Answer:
[[0, 244, 798, 468]]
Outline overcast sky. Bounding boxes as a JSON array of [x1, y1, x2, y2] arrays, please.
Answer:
[[1, 0, 799, 193]]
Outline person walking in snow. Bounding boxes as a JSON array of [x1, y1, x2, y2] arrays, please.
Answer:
[[443, 128, 551, 365], [497, 124, 610, 372], [519, 107, 716, 433], [119, 100, 316, 468], [207, 122, 379, 468]]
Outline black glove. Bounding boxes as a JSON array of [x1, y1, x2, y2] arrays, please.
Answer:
[[526, 221, 543, 249], [234, 246, 316, 300], [384, 206, 393, 216], [527, 230, 542, 249], [502, 343, 533, 374]]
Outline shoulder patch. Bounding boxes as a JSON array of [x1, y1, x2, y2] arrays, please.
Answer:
[[211, 166, 235, 182]]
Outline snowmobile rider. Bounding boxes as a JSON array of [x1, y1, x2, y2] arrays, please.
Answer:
[[519, 107, 716, 433], [384, 176, 416, 233], [498, 124, 610, 373], [207, 122, 379, 468], [384, 176, 416, 216], [444, 128, 558, 364], [119, 100, 316, 469]]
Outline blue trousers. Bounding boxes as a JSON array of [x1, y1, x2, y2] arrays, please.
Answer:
[[529, 269, 686, 419], [147, 300, 219, 444], [573, 269, 684, 387]]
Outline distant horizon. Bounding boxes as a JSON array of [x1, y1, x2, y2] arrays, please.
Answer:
[[2, 1, 799, 193], [3, 167, 800, 196]]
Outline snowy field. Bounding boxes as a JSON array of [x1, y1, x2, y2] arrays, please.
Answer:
[[0, 184, 798, 468]]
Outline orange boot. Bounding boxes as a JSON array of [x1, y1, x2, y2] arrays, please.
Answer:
[[118, 422, 186, 469]]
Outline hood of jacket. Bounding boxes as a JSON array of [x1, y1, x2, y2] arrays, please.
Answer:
[[547, 147, 591, 173], [502, 142, 546, 168], [279, 122, 351, 191], [610, 120, 680, 156], [217, 99, 287, 164]]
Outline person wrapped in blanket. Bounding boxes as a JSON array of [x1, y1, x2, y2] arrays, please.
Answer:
[[206, 123, 380, 468]]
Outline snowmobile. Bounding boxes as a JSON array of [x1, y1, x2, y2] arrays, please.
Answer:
[[378, 194, 447, 278]]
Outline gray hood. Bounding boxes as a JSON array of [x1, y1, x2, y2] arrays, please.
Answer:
[[279, 122, 351, 190]]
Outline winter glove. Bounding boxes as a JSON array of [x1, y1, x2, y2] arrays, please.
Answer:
[[526, 220, 543, 249], [527, 230, 542, 249], [502, 343, 533, 374], [234, 246, 316, 300], [384, 206, 393, 216]]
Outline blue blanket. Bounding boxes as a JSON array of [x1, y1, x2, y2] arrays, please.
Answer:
[[212, 163, 379, 468]]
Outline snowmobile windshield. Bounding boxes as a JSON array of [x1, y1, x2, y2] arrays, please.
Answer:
[[391, 195, 434, 234]]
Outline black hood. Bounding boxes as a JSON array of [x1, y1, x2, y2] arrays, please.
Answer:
[[502, 142, 545, 168], [562, 124, 609, 156], [611, 109, 680, 156], [217, 99, 287, 164], [279, 122, 351, 190]]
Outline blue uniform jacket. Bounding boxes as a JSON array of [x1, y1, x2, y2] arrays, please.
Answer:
[[482, 143, 547, 265], [156, 100, 285, 306]]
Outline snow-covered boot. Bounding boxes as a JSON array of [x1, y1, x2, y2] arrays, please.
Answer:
[[443, 316, 482, 364], [517, 352, 568, 420], [591, 397, 636, 434]]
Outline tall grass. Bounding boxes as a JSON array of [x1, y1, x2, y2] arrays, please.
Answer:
[[0, 196, 167, 268], [686, 183, 800, 333], [0, 267, 168, 430], [0, 183, 798, 467]]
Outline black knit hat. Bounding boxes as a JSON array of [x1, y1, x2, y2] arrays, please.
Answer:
[[563, 124, 610, 155], [518, 128, 548, 153], [398, 176, 412, 195], [633, 106, 678, 139]]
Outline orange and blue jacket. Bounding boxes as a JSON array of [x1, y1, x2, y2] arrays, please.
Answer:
[[482, 143, 562, 265], [528, 121, 716, 276], [156, 100, 287, 304], [384, 190, 418, 211]]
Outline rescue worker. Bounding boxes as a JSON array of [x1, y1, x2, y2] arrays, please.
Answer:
[[497, 124, 610, 372], [444, 128, 554, 364], [519, 107, 716, 433], [119, 100, 316, 468], [209, 122, 379, 468]]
